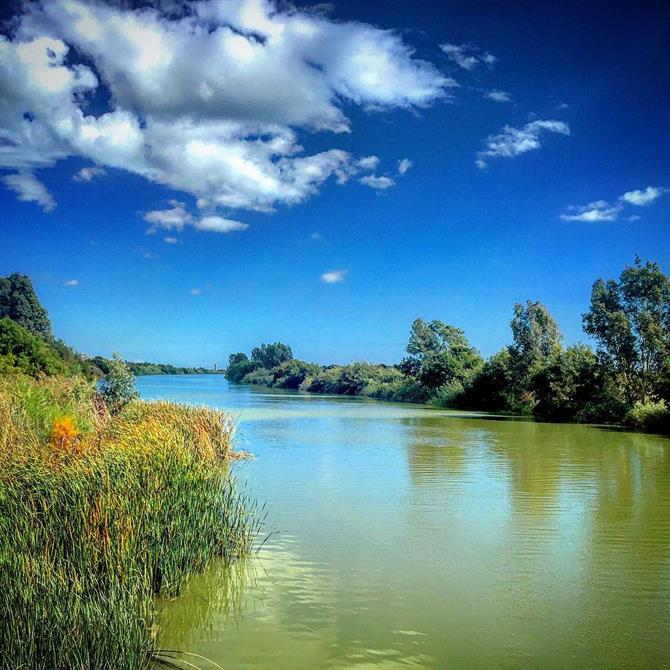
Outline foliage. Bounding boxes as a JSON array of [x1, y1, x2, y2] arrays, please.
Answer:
[[250, 342, 293, 369], [225, 352, 257, 383], [0, 375, 256, 670], [0, 272, 52, 339], [0, 317, 69, 377], [459, 348, 515, 412], [271, 358, 320, 389], [625, 399, 670, 433], [508, 300, 562, 401], [99, 353, 139, 414], [400, 318, 483, 390], [584, 257, 670, 404]]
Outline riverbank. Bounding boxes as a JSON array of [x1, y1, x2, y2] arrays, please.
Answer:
[[0, 375, 255, 670]]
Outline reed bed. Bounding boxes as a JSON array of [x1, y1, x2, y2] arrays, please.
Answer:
[[0, 375, 256, 670]]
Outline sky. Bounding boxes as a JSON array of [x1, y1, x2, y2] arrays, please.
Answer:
[[1, 0, 669, 367]]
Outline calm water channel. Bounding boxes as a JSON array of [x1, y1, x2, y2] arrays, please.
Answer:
[[136, 374, 670, 669]]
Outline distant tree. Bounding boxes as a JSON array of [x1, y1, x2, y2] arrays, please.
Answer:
[[272, 359, 320, 389], [460, 348, 514, 412], [225, 352, 256, 383], [583, 257, 670, 403], [99, 353, 138, 414], [508, 300, 562, 401], [400, 318, 482, 390], [0, 273, 52, 339], [250, 342, 293, 369]]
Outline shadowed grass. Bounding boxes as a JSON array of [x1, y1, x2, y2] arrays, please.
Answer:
[[0, 375, 256, 670]]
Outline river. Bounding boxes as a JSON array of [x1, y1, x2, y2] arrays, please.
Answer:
[[137, 374, 670, 669]]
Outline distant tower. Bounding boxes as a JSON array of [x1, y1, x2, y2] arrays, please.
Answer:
[[214, 363, 217, 371]]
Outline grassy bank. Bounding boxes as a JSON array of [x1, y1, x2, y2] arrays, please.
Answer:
[[0, 375, 255, 670]]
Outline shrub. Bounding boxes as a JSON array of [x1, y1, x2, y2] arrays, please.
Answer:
[[626, 400, 670, 433], [99, 353, 139, 414]]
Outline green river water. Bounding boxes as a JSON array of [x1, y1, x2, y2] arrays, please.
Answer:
[[137, 374, 670, 669]]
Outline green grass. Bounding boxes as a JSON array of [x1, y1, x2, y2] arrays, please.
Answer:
[[0, 376, 256, 670]]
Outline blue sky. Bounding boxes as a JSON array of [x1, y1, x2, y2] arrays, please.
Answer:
[[1, 0, 669, 366]]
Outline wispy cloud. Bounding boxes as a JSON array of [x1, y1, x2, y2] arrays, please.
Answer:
[[2, 171, 55, 211], [321, 269, 347, 283], [484, 89, 512, 103], [620, 186, 667, 206], [476, 120, 570, 168], [73, 166, 106, 182], [398, 158, 413, 175], [440, 43, 497, 71], [164, 236, 178, 244], [64, 279, 79, 286], [359, 175, 395, 190], [190, 288, 202, 296], [562, 185, 666, 222], [560, 200, 621, 222], [144, 201, 248, 235]]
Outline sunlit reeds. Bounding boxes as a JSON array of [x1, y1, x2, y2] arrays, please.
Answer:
[[0, 375, 256, 669]]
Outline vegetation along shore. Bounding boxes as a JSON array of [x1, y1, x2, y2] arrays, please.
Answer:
[[226, 257, 670, 434], [0, 276, 257, 669]]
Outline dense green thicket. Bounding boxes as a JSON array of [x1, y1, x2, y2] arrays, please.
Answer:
[[90, 356, 214, 376], [227, 258, 670, 433]]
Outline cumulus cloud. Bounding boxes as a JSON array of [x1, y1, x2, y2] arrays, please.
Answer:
[[484, 89, 512, 103], [1, 171, 56, 211], [73, 166, 106, 182], [359, 175, 395, 190], [398, 158, 412, 175], [164, 236, 178, 244], [194, 216, 248, 233], [440, 43, 497, 71], [560, 200, 622, 222], [476, 120, 570, 168], [620, 186, 666, 206], [321, 269, 347, 283], [64, 279, 79, 286], [0, 0, 451, 215]]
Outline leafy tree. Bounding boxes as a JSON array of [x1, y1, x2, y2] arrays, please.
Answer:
[[272, 359, 320, 389], [400, 318, 482, 390], [250, 342, 293, 369], [225, 352, 256, 383], [0, 273, 52, 339], [99, 353, 139, 414], [508, 300, 562, 402], [460, 348, 514, 412], [583, 257, 670, 403], [0, 317, 67, 377]]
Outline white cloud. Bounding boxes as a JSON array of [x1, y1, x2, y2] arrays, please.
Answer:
[[1, 171, 56, 211], [164, 236, 178, 244], [359, 175, 395, 190], [0, 0, 451, 215], [476, 120, 570, 168], [440, 43, 497, 71], [321, 269, 347, 283], [398, 158, 413, 175], [357, 155, 380, 170], [73, 166, 106, 182], [560, 200, 621, 222], [620, 186, 666, 206], [195, 216, 248, 233], [484, 89, 512, 103], [190, 288, 202, 296], [64, 279, 78, 286]]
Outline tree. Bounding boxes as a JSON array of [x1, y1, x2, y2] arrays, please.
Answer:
[[508, 300, 562, 401], [99, 353, 139, 414], [583, 258, 670, 403], [0, 317, 66, 377], [0, 273, 52, 339], [400, 318, 482, 390], [225, 352, 256, 383], [250, 342, 293, 369]]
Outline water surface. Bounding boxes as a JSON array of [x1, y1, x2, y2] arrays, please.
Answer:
[[138, 374, 670, 669]]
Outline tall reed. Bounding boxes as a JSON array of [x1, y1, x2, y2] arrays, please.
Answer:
[[0, 375, 256, 670]]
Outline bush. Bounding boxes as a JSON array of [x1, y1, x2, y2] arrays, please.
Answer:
[[99, 353, 139, 414], [626, 400, 670, 433]]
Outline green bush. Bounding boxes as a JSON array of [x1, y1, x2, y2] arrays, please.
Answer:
[[99, 354, 139, 414], [626, 400, 670, 433]]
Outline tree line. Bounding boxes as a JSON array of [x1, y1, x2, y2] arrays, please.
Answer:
[[226, 257, 670, 433]]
